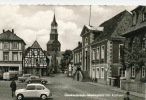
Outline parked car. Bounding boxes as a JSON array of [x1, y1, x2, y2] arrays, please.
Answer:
[[15, 83, 52, 100], [18, 74, 31, 82], [25, 75, 48, 84]]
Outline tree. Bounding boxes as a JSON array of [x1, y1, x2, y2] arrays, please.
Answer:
[[60, 50, 73, 73]]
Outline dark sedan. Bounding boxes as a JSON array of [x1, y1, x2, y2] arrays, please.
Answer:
[[25, 75, 48, 85]]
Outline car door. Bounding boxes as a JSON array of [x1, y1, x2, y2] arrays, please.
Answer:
[[23, 85, 36, 97], [35, 85, 45, 97]]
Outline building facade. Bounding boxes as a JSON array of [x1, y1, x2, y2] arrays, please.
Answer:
[[90, 10, 132, 86], [0, 29, 26, 75], [121, 6, 146, 93], [23, 41, 49, 76]]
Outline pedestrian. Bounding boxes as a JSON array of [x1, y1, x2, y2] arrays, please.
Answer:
[[10, 79, 16, 97], [124, 91, 130, 100]]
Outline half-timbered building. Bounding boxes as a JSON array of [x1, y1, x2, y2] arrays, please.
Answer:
[[23, 41, 49, 76]]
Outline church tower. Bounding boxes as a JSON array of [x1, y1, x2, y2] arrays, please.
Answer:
[[47, 13, 61, 52]]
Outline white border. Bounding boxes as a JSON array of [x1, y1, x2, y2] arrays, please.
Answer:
[[0, 0, 146, 5]]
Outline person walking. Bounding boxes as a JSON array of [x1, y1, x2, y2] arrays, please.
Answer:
[[10, 79, 17, 97]]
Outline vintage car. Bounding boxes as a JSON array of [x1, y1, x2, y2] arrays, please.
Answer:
[[18, 74, 31, 82], [15, 83, 52, 100], [25, 75, 48, 84]]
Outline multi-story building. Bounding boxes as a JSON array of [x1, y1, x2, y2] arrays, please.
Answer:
[[90, 10, 132, 87], [121, 6, 146, 93], [0, 29, 26, 74], [72, 42, 82, 74], [23, 40, 49, 76]]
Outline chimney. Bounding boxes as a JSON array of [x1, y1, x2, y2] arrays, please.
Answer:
[[78, 42, 81, 46], [3, 29, 5, 33], [12, 29, 14, 33]]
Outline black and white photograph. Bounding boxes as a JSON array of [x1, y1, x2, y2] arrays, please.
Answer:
[[0, 5, 145, 100]]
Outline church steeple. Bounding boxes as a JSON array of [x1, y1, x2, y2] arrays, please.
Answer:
[[47, 12, 61, 52]]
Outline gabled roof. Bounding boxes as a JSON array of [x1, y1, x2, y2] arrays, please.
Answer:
[[0, 30, 26, 44], [122, 6, 146, 36], [92, 10, 129, 43], [80, 25, 98, 36], [31, 40, 41, 48]]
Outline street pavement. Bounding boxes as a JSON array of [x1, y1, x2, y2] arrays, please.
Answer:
[[0, 73, 145, 100]]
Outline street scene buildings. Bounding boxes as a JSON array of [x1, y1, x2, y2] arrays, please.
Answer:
[[0, 5, 145, 100]]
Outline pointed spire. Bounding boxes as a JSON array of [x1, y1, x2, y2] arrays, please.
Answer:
[[51, 10, 58, 26], [53, 9, 56, 22]]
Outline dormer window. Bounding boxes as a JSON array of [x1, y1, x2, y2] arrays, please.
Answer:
[[132, 11, 137, 25], [142, 7, 146, 21]]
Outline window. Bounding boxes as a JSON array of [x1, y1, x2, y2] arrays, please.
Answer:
[[96, 47, 100, 59], [20, 52, 22, 61], [132, 11, 137, 25], [143, 12, 146, 21], [12, 42, 18, 49], [26, 86, 35, 90], [78, 53, 80, 62], [12, 53, 18, 61], [119, 44, 124, 60], [131, 66, 135, 78], [85, 37, 88, 43], [142, 37, 145, 50], [92, 48, 95, 60], [3, 42, 9, 49], [96, 68, 99, 78], [80, 52, 82, 62], [101, 68, 104, 78], [3, 52, 9, 61], [142, 66, 145, 77], [36, 86, 44, 90], [40, 58, 44, 64], [101, 45, 105, 59], [120, 68, 126, 77]]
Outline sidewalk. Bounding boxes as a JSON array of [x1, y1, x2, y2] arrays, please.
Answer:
[[85, 82, 146, 99]]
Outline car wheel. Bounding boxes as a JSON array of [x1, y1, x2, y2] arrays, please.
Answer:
[[41, 94, 47, 100], [28, 81, 31, 84], [17, 94, 24, 100], [42, 81, 46, 84]]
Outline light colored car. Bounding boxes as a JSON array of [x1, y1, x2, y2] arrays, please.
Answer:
[[18, 74, 31, 82], [15, 83, 52, 100]]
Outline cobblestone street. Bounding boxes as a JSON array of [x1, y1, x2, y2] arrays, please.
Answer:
[[0, 74, 144, 100]]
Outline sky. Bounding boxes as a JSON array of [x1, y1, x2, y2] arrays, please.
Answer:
[[0, 5, 137, 51]]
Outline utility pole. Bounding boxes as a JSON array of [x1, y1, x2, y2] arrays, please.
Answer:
[[89, 5, 91, 26]]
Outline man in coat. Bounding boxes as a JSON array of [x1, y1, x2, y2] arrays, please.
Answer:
[[10, 79, 17, 97]]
